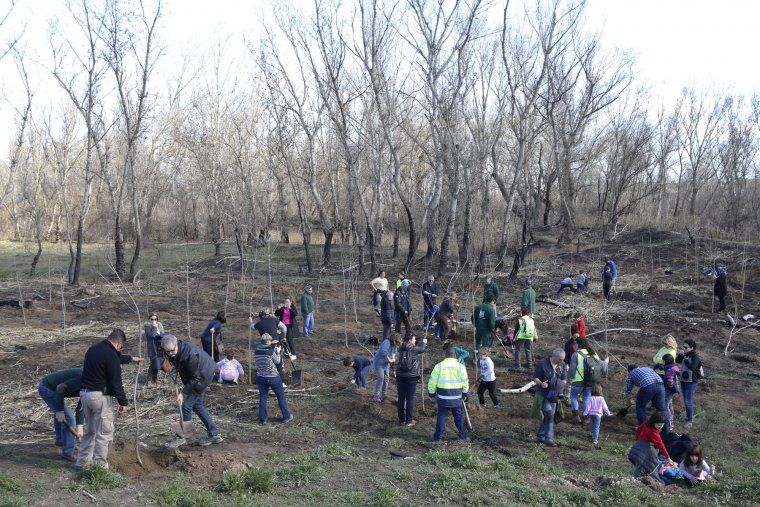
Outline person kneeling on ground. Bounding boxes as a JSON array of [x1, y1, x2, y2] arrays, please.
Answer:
[[38, 368, 85, 462], [556, 275, 576, 295], [633, 411, 675, 473], [532, 348, 567, 447], [428, 346, 469, 442], [254, 334, 292, 424], [679, 444, 716, 486], [344, 355, 372, 387], [162, 334, 223, 448], [216, 350, 245, 385], [396, 334, 428, 426]]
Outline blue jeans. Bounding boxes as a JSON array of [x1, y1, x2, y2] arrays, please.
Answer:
[[570, 383, 591, 413], [537, 398, 557, 443], [257, 375, 291, 423], [354, 365, 371, 387], [182, 388, 218, 437], [423, 303, 434, 328], [374, 366, 390, 398], [38, 381, 75, 458], [590, 414, 601, 442], [683, 382, 697, 423], [433, 399, 467, 441], [303, 312, 314, 336], [636, 383, 669, 432], [396, 378, 417, 423]]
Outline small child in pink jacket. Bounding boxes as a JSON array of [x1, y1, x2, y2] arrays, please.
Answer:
[[216, 350, 245, 384], [583, 384, 612, 445]]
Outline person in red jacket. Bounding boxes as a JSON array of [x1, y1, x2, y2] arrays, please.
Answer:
[[574, 312, 587, 338], [635, 412, 675, 464]]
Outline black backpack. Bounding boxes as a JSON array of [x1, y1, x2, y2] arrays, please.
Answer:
[[397, 348, 414, 375], [582, 352, 603, 387]]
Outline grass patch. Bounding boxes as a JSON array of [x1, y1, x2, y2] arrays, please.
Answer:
[[313, 442, 356, 458], [75, 465, 126, 492], [0, 498, 29, 507], [0, 473, 21, 494], [599, 482, 655, 506], [424, 447, 481, 469], [277, 461, 324, 486], [394, 470, 413, 482], [149, 476, 216, 507], [217, 468, 275, 496], [370, 484, 401, 506]]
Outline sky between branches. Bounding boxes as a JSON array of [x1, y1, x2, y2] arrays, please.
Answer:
[[0, 0, 758, 161]]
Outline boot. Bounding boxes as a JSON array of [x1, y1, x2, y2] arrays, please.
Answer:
[[147, 368, 158, 385], [570, 410, 582, 424]]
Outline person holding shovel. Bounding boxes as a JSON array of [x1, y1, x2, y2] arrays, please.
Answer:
[[254, 333, 293, 424], [38, 368, 85, 462], [201, 311, 226, 362], [428, 346, 469, 442], [162, 334, 223, 448]]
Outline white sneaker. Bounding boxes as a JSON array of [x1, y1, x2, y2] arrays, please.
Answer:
[[290, 355, 297, 361], [282, 383, 288, 389]]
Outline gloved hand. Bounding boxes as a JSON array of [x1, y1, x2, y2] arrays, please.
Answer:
[[428, 392, 436, 399]]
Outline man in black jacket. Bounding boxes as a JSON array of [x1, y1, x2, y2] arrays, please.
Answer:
[[394, 280, 412, 338], [421, 275, 439, 330], [76, 329, 141, 469], [161, 334, 223, 448], [396, 334, 428, 426]]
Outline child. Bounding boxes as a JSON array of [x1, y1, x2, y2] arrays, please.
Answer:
[[443, 340, 469, 366], [635, 412, 675, 464], [344, 355, 372, 388], [477, 348, 499, 408], [662, 354, 681, 431], [583, 384, 612, 444], [216, 350, 244, 384], [679, 444, 716, 486]]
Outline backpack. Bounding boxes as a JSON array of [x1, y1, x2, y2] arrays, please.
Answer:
[[663, 432, 695, 463], [581, 351, 603, 387], [397, 348, 414, 375], [664, 364, 682, 394]]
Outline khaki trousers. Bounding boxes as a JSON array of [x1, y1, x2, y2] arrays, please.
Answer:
[[76, 390, 115, 468]]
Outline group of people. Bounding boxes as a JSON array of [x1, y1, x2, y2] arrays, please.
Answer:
[[38, 284, 319, 469], [37, 258, 718, 488]]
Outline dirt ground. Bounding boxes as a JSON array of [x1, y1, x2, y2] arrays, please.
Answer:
[[1, 229, 759, 506]]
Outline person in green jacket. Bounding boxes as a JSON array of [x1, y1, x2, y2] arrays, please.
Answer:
[[472, 295, 497, 352], [521, 280, 536, 315], [300, 285, 315, 337], [482, 276, 499, 303], [653, 334, 678, 376]]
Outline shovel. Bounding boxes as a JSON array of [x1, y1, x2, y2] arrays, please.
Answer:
[[281, 340, 302, 387], [170, 387, 195, 438], [616, 399, 634, 419], [462, 399, 473, 431]]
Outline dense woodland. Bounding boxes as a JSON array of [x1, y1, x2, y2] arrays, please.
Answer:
[[0, 0, 758, 284]]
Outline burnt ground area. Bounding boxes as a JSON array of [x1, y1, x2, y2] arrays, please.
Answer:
[[0, 230, 759, 506]]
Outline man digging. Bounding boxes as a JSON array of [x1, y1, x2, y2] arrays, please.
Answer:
[[161, 334, 223, 448]]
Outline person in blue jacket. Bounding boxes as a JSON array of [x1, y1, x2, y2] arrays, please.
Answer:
[[200, 311, 225, 362]]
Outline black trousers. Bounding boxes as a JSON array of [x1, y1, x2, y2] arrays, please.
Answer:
[[478, 380, 498, 406], [395, 311, 411, 338]]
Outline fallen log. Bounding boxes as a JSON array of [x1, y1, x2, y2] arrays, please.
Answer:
[[499, 381, 536, 394], [585, 328, 641, 338], [536, 297, 572, 308]]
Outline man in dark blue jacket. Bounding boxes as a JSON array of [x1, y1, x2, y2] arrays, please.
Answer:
[[161, 334, 223, 448], [38, 368, 85, 462]]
